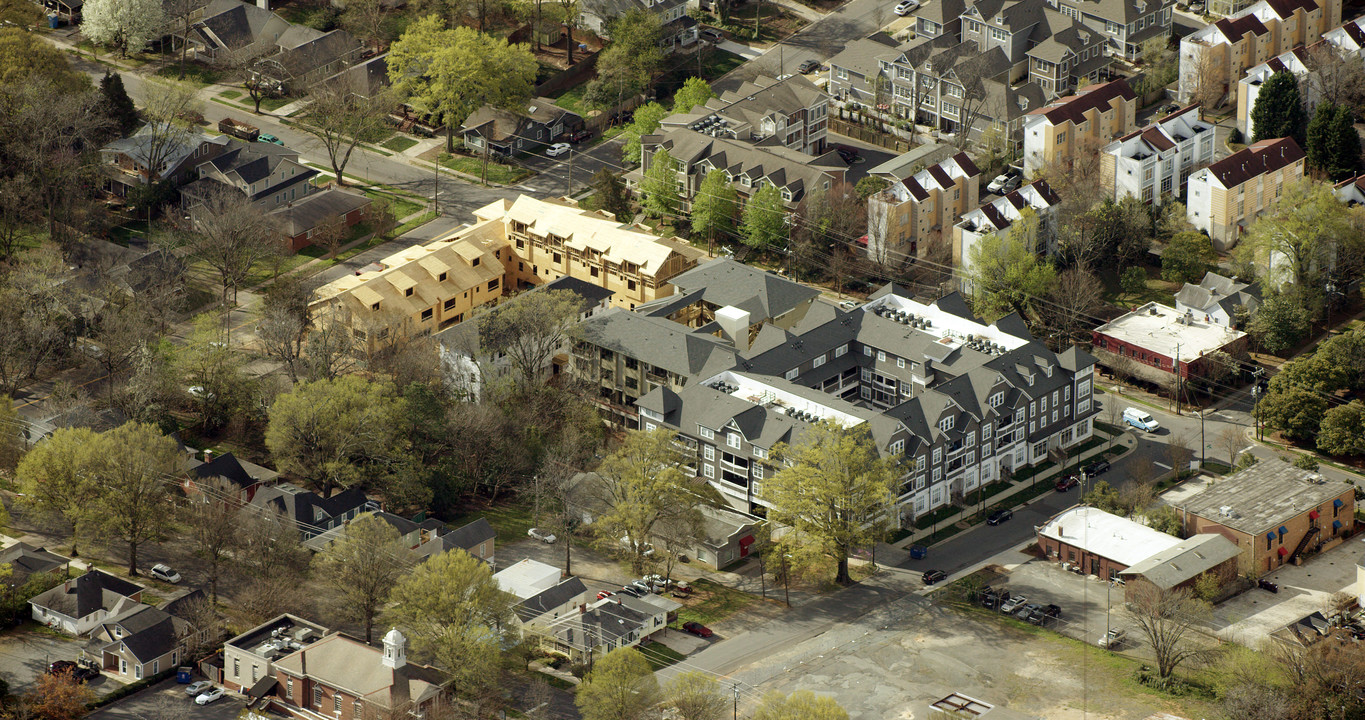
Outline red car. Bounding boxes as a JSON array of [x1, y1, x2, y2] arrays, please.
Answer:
[[682, 621, 713, 638], [597, 591, 614, 600], [1055, 475, 1079, 491]]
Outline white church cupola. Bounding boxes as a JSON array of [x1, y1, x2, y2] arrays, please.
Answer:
[[382, 627, 407, 669]]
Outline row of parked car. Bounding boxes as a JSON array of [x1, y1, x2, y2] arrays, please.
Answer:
[[979, 586, 1063, 627]]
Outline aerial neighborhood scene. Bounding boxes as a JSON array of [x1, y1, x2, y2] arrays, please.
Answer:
[[5, 0, 1365, 714]]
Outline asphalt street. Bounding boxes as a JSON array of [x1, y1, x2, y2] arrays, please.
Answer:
[[515, 136, 631, 196], [714, 0, 888, 91]]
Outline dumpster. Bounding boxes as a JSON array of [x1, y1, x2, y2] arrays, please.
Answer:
[[909, 545, 927, 560], [176, 666, 193, 683]]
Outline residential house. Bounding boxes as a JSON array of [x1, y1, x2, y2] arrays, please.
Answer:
[[425, 517, 497, 565], [100, 125, 230, 200], [30, 570, 143, 636], [181, 141, 318, 214], [1178, 0, 1341, 105], [184, 451, 272, 504], [1180, 457, 1354, 574], [251, 26, 363, 95], [636, 128, 847, 211], [1173, 271, 1261, 328], [693, 505, 759, 568], [462, 100, 584, 157], [579, 0, 697, 52], [87, 590, 213, 682], [271, 187, 373, 252], [182, 0, 291, 64], [867, 152, 981, 265], [917, 0, 968, 39], [1091, 301, 1249, 383], [0, 543, 69, 589], [952, 180, 1061, 275], [1335, 172, 1365, 204], [1098, 105, 1217, 206], [324, 53, 390, 101], [630, 284, 1099, 523], [1050, 0, 1176, 61], [307, 226, 508, 352], [659, 75, 830, 156], [303, 511, 436, 553], [1118, 534, 1243, 599], [494, 559, 564, 601], [551, 595, 670, 661], [222, 614, 331, 693], [1235, 15, 1365, 133], [250, 484, 379, 540], [1185, 137, 1305, 249], [437, 275, 614, 397], [516, 577, 592, 629], [267, 626, 448, 718], [826, 28, 1054, 144], [1022, 78, 1138, 177]]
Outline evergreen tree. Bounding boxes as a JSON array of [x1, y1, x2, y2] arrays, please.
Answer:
[[100, 71, 139, 136], [1251, 71, 1307, 145], [1328, 104, 1361, 181], [1305, 102, 1335, 175], [591, 168, 632, 221]]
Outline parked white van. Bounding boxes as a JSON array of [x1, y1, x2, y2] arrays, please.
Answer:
[[1122, 407, 1160, 432]]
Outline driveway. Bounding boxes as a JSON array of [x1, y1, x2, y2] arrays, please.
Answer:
[[1209, 537, 1364, 648], [0, 625, 96, 693], [88, 678, 244, 720], [990, 555, 1141, 650]]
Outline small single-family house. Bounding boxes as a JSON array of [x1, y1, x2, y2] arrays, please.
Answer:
[[30, 570, 144, 636], [250, 484, 379, 540], [87, 590, 213, 682], [0, 543, 69, 589]]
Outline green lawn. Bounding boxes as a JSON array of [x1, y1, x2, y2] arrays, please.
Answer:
[[365, 190, 424, 222], [445, 496, 538, 547], [218, 89, 242, 100], [675, 578, 759, 626], [155, 62, 221, 87], [699, 49, 747, 80], [257, 95, 293, 112], [552, 85, 593, 116], [639, 640, 685, 671], [438, 152, 534, 185], [381, 135, 420, 153]]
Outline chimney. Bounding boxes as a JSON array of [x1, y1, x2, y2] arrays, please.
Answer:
[[203, 448, 213, 463], [299, 647, 306, 677], [715, 305, 752, 352]]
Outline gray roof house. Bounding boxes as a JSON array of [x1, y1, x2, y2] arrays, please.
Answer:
[[251, 26, 364, 95], [461, 99, 584, 157], [86, 589, 213, 682], [99, 125, 230, 199], [185, 0, 291, 64], [181, 141, 318, 214], [250, 484, 379, 539], [580, 0, 696, 51], [0, 543, 69, 588], [1174, 272, 1261, 329], [30, 570, 144, 637], [1119, 533, 1242, 591], [660, 75, 832, 157]]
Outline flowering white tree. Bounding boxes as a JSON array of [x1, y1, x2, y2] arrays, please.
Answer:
[[82, 0, 164, 57]]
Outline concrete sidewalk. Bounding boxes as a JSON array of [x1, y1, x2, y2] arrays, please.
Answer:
[[717, 39, 763, 59]]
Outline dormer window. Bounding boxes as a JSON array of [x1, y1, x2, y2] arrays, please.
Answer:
[[939, 416, 954, 432]]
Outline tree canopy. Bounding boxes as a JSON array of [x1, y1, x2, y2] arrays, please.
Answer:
[[967, 210, 1058, 322], [1161, 231, 1217, 283], [1251, 71, 1307, 145], [691, 169, 737, 245], [575, 647, 660, 720], [740, 184, 788, 251], [265, 376, 406, 493], [641, 147, 680, 218]]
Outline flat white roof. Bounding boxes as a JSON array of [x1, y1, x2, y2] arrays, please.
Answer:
[[1095, 302, 1245, 360], [865, 296, 1030, 352], [1038, 506, 1183, 567], [493, 558, 562, 600], [707, 370, 867, 428]]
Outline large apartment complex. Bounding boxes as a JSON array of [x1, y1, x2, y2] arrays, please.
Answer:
[[1178, 0, 1342, 106], [572, 260, 1098, 525], [309, 196, 703, 347], [1099, 105, 1218, 205], [1022, 79, 1139, 176], [660, 75, 831, 156], [1186, 137, 1305, 249]]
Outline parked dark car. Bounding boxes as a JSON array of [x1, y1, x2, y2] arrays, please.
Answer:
[[922, 569, 947, 585], [568, 129, 593, 143], [1045, 604, 1062, 619], [1055, 475, 1079, 491], [700, 27, 723, 42], [798, 59, 821, 74], [618, 586, 643, 598], [1026, 607, 1049, 625], [835, 145, 861, 164], [1083, 460, 1111, 477], [981, 589, 1007, 609], [1258, 578, 1280, 593], [986, 508, 1013, 525], [682, 621, 714, 638], [48, 661, 98, 683]]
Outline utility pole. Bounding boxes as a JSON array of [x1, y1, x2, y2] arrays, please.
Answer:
[[567, 149, 574, 197], [1172, 343, 1181, 416], [433, 156, 440, 215], [733, 683, 740, 720]]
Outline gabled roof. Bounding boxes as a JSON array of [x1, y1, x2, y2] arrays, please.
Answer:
[[101, 124, 227, 176], [1027, 78, 1136, 125], [0, 543, 68, 585], [270, 187, 372, 237], [196, 141, 310, 188], [1119, 534, 1242, 589], [579, 308, 739, 378], [1174, 271, 1261, 318], [1198, 137, 1303, 189], [664, 258, 820, 324], [462, 99, 581, 142], [518, 577, 589, 618], [30, 570, 142, 620], [250, 484, 374, 536], [274, 633, 446, 708], [441, 517, 497, 551], [192, 451, 259, 491]]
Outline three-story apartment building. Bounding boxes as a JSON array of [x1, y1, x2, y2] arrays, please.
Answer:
[[1186, 137, 1304, 249], [1179, 0, 1340, 105], [953, 180, 1062, 276], [1050, 0, 1175, 60], [866, 152, 981, 264], [1023, 78, 1139, 176], [660, 75, 831, 156], [1099, 105, 1217, 205], [1236, 15, 1365, 133]]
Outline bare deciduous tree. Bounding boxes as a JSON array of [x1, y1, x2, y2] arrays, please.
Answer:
[[172, 185, 283, 305], [1125, 583, 1215, 679], [1045, 268, 1104, 346], [1218, 425, 1244, 467], [302, 82, 394, 186], [181, 478, 242, 603]]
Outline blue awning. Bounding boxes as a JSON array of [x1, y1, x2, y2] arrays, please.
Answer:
[[1335, 499, 1345, 508], [1266, 532, 1277, 541], [1334, 520, 1343, 530], [1279, 525, 1289, 535]]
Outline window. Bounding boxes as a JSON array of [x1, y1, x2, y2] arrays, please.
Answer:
[[933, 468, 942, 482], [754, 446, 768, 459], [488, 278, 500, 291], [891, 439, 905, 454], [1056, 131, 1067, 144], [864, 346, 874, 356], [966, 432, 975, 447], [897, 357, 905, 368], [700, 425, 714, 439], [336, 695, 342, 715], [1041, 395, 1048, 411], [989, 392, 1004, 407], [252, 665, 259, 683], [785, 368, 799, 380], [877, 351, 886, 362], [727, 432, 741, 449], [938, 416, 954, 432], [813, 355, 827, 368], [315, 686, 324, 708], [704, 445, 715, 461], [916, 455, 926, 471], [989, 27, 1008, 42], [835, 344, 849, 357], [287, 678, 294, 700], [932, 447, 942, 464], [421, 308, 433, 321], [355, 701, 364, 717], [234, 658, 240, 677], [405, 287, 414, 297], [136, 664, 143, 680], [753, 465, 764, 480], [703, 464, 714, 478], [983, 423, 992, 439], [153, 660, 159, 674]]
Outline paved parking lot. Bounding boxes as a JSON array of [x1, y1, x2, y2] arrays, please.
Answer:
[[974, 554, 1141, 651], [1210, 537, 1363, 647], [0, 625, 97, 693], [88, 678, 243, 720]]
